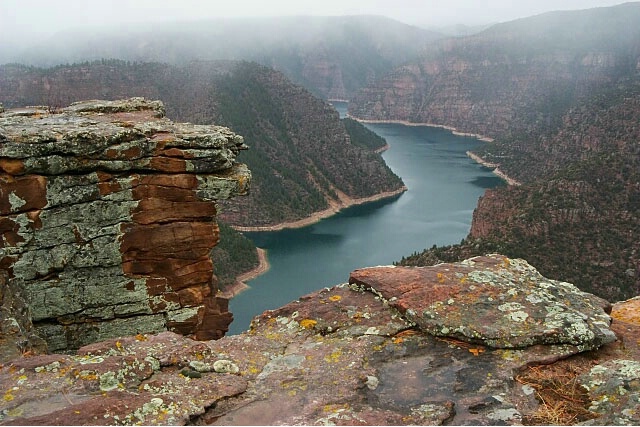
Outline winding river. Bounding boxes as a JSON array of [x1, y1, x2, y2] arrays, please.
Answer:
[[227, 102, 504, 334]]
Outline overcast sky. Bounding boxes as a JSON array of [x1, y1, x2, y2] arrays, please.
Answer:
[[0, 0, 631, 44]]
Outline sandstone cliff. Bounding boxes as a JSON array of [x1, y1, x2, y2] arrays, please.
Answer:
[[0, 98, 250, 354], [1, 254, 639, 425]]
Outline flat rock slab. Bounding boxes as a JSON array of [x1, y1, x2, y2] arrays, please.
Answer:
[[0, 283, 566, 426], [350, 254, 616, 350], [0, 332, 248, 425], [0, 255, 629, 425]]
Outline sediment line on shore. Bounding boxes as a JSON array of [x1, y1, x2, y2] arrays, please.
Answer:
[[222, 116, 512, 297], [348, 115, 495, 142], [223, 187, 406, 295], [348, 114, 521, 186], [374, 143, 390, 154], [465, 151, 521, 186], [222, 186, 405, 298], [218, 248, 270, 299], [231, 186, 407, 232]]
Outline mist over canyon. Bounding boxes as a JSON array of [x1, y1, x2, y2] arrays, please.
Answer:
[[1, 2, 640, 425]]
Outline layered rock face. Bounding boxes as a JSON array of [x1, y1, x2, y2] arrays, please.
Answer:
[[3, 255, 640, 425], [348, 3, 640, 140], [348, 49, 627, 140], [0, 98, 250, 353]]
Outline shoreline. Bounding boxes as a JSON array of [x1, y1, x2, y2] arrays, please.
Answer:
[[218, 248, 270, 299], [220, 185, 406, 297], [465, 151, 521, 186], [374, 143, 390, 154], [348, 115, 495, 143], [347, 113, 522, 186], [222, 115, 514, 295], [231, 185, 407, 232], [348, 114, 521, 186]]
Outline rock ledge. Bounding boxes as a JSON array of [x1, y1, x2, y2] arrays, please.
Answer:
[[0, 98, 250, 355], [3, 255, 637, 426]]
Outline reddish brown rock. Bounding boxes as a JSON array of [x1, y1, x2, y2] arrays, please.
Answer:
[[349, 254, 615, 350], [1, 257, 636, 425], [0, 98, 251, 353]]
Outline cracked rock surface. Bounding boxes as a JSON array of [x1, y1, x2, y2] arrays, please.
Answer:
[[0, 98, 250, 353], [349, 255, 616, 350], [2, 255, 639, 425]]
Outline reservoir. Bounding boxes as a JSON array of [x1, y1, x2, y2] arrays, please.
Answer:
[[227, 102, 504, 334]]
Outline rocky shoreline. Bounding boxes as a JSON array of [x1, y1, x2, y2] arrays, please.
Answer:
[[347, 114, 523, 186], [225, 115, 516, 290], [465, 151, 522, 186], [348, 114, 495, 142], [225, 186, 406, 291], [226, 117, 501, 286]]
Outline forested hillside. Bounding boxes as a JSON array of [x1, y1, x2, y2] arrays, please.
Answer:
[[392, 4, 640, 302], [211, 222, 260, 290], [349, 3, 640, 140], [0, 60, 405, 228], [202, 62, 405, 226], [0, 60, 404, 286]]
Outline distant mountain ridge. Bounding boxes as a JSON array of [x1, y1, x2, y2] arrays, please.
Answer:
[[1, 15, 442, 100], [386, 3, 640, 302], [349, 2, 640, 139], [399, 78, 640, 302]]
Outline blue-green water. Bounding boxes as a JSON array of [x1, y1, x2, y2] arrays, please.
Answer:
[[227, 102, 503, 334]]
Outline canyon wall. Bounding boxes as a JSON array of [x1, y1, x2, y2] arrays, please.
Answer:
[[348, 3, 640, 142], [0, 61, 406, 229], [376, 3, 640, 303], [348, 48, 632, 140], [0, 98, 250, 354]]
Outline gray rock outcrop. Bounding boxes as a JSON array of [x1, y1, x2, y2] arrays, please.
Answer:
[[0, 98, 250, 353], [2, 255, 634, 426]]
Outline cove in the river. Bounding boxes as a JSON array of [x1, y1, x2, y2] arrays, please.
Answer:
[[226, 102, 504, 334]]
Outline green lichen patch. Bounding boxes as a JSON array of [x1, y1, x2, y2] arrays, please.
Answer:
[[349, 254, 616, 350], [578, 359, 640, 424]]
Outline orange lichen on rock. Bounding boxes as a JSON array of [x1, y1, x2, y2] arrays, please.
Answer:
[[612, 297, 640, 325]]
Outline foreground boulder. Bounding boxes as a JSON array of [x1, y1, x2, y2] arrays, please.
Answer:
[[349, 255, 616, 350], [0, 98, 250, 354], [2, 255, 638, 425]]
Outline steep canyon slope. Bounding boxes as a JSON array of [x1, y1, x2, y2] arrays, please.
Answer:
[[349, 3, 640, 139], [0, 61, 405, 229], [386, 3, 640, 302]]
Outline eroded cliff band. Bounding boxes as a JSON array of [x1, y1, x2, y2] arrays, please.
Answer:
[[0, 98, 250, 354]]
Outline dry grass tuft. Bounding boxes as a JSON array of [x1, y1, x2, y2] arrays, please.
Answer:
[[516, 363, 599, 425]]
